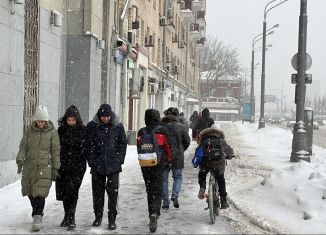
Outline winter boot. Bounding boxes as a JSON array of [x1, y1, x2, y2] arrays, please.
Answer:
[[32, 215, 42, 232], [92, 212, 103, 226], [220, 197, 229, 209], [171, 197, 179, 208], [60, 200, 69, 227], [149, 213, 158, 233], [67, 201, 77, 230], [108, 214, 116, 230], [198, 188, 206, 199]]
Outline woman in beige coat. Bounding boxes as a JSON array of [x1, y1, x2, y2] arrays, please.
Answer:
[[16, 105, 61, 232]]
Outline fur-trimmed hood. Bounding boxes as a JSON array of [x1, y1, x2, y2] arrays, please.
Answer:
[[198, 127, 225, 144], [161, 114, 178, 123]]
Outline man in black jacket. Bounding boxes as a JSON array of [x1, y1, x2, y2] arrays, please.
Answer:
[[193, 108, 215, 140], [87, 104, 127, 230], [161, 107, 190, 210]]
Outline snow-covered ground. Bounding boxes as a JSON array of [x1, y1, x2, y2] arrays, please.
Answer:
[[1, 122, 325, 234], [225, 122, 326, 234]]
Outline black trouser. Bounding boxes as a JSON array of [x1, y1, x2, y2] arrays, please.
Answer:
[[198, 169, 227, 198], [28, 196, 45, 217], [92, 173, 119, 217], [141, 165, 163, 217]]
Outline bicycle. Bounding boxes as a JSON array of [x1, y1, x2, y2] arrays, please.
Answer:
[[204, 171, 220, 224]]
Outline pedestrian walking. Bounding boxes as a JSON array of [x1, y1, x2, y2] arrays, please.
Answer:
[[137, 109, 172, 233], [193, 108, 215, 141], [160, 107, 190, 210], [178, 112, 189, 132], [87, 104, 127, 230], [16, 105, 61, 232], [56, 105, 87, 229], [189, 111, 199, 140]]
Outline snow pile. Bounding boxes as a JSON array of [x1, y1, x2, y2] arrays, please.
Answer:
[[230, 123, 326, 234]]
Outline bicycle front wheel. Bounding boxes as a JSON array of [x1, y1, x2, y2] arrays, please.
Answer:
[[208, 174, 216, 224]]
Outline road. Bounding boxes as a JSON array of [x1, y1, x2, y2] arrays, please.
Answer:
[[269, 122, 326, 149]]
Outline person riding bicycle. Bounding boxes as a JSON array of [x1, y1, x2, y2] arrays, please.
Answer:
[[192, 126, 234, 209]]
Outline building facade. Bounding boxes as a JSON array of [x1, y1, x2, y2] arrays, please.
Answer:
[[0, 0, 206, 187]]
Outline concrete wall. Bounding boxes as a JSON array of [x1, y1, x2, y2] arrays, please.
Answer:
[[0, 0, 25, 187], [65, 0, 102, 123], [38, 3, 64, 127]]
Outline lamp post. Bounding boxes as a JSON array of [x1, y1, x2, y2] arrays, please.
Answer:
[[258, 0, 288, 129], [251, 26, 277, 123], [290, 0, 311, 162]]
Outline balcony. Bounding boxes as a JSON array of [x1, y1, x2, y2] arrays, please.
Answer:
[[180, 0, 195, 25], [192, 0, 206, 12]]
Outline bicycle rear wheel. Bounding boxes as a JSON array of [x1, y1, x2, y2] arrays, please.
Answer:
[[208, 174, 216, 224]]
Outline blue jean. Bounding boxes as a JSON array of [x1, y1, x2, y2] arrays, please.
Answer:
[[162, 168, 183, 207]]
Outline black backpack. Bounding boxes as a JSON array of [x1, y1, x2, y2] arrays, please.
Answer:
[[138, 126, 163, 167], [203, 138, 224, 162]]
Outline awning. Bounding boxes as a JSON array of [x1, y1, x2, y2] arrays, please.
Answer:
[[209, 109, 239, 114], [186, 97, 199, 104]]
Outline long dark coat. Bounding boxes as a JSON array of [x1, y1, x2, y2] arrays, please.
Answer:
[[56, 125, 87, 200], [87, 105, 127, 175], [161, 115, 190, 169]]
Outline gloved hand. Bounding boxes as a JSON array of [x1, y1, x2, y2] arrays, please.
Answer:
[[165, 162, 171, 170], [51, 168, 60, 181], [226, 155, 235, 160], [17, 164, 23, 174]]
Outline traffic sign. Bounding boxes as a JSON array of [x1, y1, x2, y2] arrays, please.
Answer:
[[291, 53, 312, 71]]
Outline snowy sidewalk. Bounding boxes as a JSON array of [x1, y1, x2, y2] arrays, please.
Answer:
[[0, 141, 236, 234]]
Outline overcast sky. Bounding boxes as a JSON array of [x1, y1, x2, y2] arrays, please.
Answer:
[[206, 0, 326, 106]]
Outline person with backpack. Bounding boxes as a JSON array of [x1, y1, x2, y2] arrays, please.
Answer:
[[16, 105, 61, 232], [160, 107, 190, 210], [87, 104, 127, 230], [178, 112, 189, 132], [56, 105, 87, 229], [193, 108, 215, 141], [137, 109, 172, 233], [192, 127, 234, 209]]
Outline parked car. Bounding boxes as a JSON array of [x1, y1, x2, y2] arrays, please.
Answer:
[[313, 121, 319, 130], [271, 116, 282, 124]]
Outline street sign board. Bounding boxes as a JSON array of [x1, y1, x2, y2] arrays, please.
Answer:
[[291, 73, 312, 84], [291, 53, 312, 71], [242, 102, 252, 121]]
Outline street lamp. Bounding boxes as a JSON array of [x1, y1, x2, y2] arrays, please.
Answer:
[[258, 0, 288, 129], [290, 0, 311, 162], [250, 25, 277, 123]]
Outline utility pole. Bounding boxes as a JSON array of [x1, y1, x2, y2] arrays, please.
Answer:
[[290, 0, 311, 162]]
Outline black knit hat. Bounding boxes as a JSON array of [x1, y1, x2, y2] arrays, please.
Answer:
[[145, 109, 161, 126], [97, 104, 113, 117], [165, 107, 179, 117], [202, 108, 210, 117]]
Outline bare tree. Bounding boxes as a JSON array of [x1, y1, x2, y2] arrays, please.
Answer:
[[200, 36, 242, 98]]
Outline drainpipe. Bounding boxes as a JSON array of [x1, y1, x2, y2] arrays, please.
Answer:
[[162, 0, 168, 112], [116, 0, 131, 124]]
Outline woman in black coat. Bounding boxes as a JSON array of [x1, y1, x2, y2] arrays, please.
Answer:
[[56, 105, 87, 229]]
